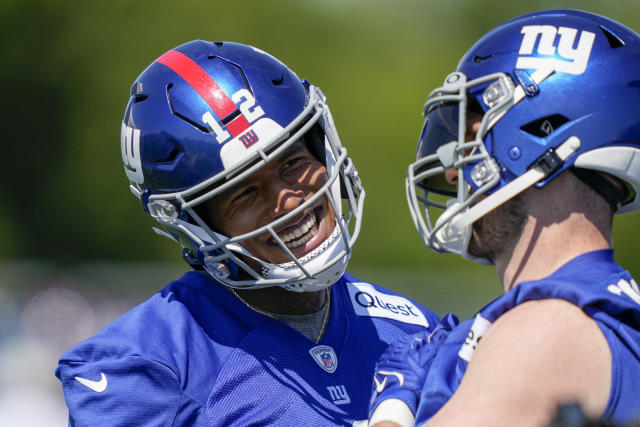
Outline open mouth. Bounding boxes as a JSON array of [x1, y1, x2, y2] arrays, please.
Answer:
[[270, 206, 327, 252], [279, 212, 318, 249]]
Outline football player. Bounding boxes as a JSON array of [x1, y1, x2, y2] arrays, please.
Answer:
[[55, 41, 441, 425], [370, 9, 640, 427]]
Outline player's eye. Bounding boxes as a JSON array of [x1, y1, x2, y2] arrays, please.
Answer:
[[281, 156, 306, 172], [230, 187, 256, 206]]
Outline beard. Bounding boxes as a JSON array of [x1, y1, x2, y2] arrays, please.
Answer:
[[467, 193, 528, 263]]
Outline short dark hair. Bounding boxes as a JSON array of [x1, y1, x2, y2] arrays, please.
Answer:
[[570, 167, 633, 214]]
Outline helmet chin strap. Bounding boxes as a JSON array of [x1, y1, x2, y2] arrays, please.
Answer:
[[433, 201, 484, 263], [260, 224, 350, 292], [432, 66, 560, 262], [202, 222, 350, 292], [437, 136, 581, 262]]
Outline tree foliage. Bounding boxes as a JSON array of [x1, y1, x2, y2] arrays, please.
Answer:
[[2, 0, 640, 278]]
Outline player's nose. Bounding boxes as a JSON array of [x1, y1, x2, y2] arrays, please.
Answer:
[[445, 169, 458, 185], [271, 181, 305, 217]]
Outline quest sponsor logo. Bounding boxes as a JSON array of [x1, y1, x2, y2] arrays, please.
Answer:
[[347, 282, 429, 328]]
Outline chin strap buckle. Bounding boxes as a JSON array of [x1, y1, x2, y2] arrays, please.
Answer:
[[529, 136, 582, 177], [530, 148, 564, 176]]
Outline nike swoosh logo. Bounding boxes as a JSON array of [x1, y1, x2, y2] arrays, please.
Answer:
[[74, 373, 108, 393], [376, 370, 404, 386], [374, 375, 388, 393]]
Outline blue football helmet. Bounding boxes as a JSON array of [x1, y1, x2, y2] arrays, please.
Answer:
[[406, 9, 640, 261], [121, 40, 364, 291]]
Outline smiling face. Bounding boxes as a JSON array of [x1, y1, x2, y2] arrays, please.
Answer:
[[203, 140, 337, 265]]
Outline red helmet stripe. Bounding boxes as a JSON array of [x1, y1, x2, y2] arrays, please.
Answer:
[[156, 50, 249, 136], [226, 114, 251, 137]]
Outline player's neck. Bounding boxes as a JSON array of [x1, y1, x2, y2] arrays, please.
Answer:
[[496, 174, 612, 292], [496, 214, 610, 292], [231, 285, 328, 315]]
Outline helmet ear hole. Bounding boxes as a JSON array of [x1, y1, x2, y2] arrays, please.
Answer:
[[302, 122, 327, 165]]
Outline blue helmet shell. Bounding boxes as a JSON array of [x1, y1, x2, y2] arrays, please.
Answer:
[[122, 40, 308, 194], [119, 40, 366, 291], [407, 9, 640, 259], [457, 9, 640, 190]]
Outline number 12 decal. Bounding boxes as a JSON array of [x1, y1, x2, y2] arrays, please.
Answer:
[[201, 89, 265, 144], [232, 89, 265, 122]]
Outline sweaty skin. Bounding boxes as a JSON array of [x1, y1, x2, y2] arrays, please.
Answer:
[[373, 109, 616, 426], [374, 172, 614, 427], [203, 141, 336, 315]]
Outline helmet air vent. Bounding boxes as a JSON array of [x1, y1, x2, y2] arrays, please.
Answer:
[[272, 71, 285, 86], [133, 93, 148, 103], [208, 43, 224, 59], [158, 147, 181, 164], [520, 114, 569, 138], [473, 54, 495, 63], [599, 25, 626, 49], [166, 83, 209, 133]]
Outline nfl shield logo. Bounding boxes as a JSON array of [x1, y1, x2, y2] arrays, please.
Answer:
[[309, 345, 338, 374]]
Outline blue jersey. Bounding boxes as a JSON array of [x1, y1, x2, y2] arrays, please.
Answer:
[[416, 250, 640, 425], [56, 271, 439, 426]]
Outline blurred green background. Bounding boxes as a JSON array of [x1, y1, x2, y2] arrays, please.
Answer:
[[2, 1, 640, 422], [3, 0, 640, 312]]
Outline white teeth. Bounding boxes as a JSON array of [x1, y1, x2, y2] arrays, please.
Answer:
[[285, 223, 318, 249], [278, 214, 318, 249]]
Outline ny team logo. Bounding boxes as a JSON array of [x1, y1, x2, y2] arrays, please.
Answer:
[[309, 345, 338, 374], [326, 385, 351, 405], [121, 122, 144, 184], [238, 129, 259, 148], [516, 25, 595, 75]]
